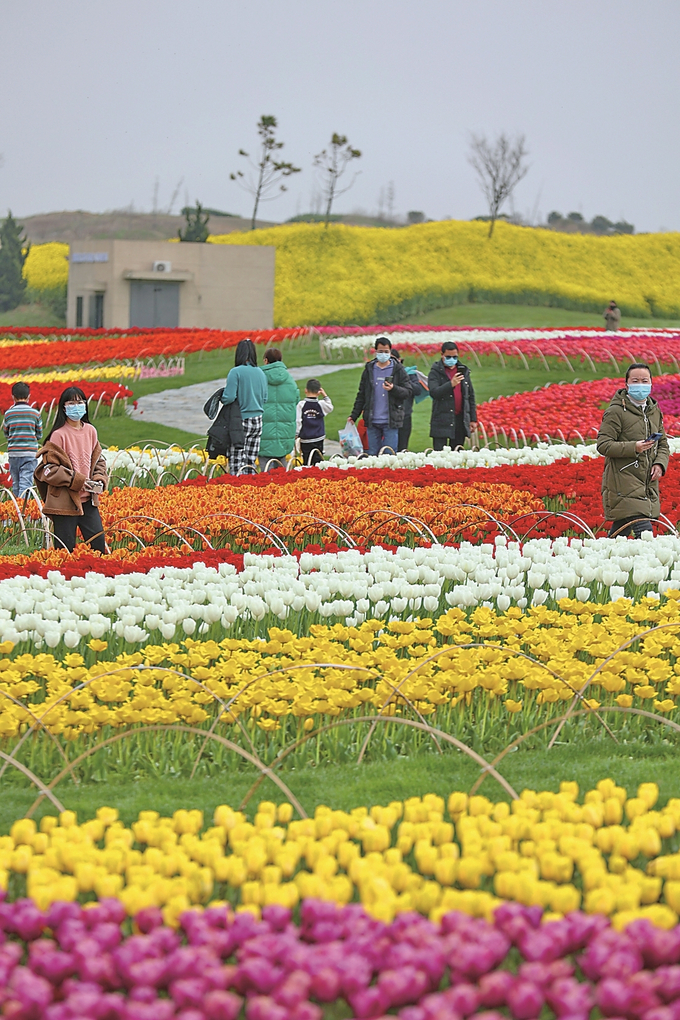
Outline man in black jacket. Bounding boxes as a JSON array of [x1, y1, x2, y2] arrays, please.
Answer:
[[349, 337, 411, 455], [428, 341, 477, 450]]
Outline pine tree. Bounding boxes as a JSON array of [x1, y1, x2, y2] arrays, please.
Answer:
[[0, 212, 29, 311]]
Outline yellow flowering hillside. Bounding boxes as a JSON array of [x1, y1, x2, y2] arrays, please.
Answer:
[[22, 224, 680, 326], [210, 220, 680, 326], [23, 241, 69, 293]]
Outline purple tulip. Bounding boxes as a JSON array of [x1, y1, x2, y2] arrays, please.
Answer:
[[262, 905, 291, 932], [175, 1011, 206, 1020], [398, 1008, 427, 1020], [643, 1009, 676, 1020], [507, 980, 545, 1019], [126, 957, 168, 989], [45, 902, 81, 929], [288, 1003, 322, 1020], [170, 978, 209, 1010], [377, 966, 429, 1008]]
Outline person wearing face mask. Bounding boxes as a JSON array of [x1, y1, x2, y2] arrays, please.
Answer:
[[428, 341, 478, 450], [596, 363, 669, 538], [34, 386, 108, 553], [348, 337, 410, 456]]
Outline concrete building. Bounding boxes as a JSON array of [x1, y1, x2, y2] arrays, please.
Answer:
[[66, 239, 275, 330]]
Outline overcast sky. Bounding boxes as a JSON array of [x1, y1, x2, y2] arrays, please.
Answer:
[[2, 0, 678, 232]]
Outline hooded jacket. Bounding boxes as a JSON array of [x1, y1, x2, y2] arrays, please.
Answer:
[[428, 360, 477, 439], [34, 440, 108, 517], [350, 356, 410, 429], [596, 387, 669, 521], [259, 361, 299, 459]]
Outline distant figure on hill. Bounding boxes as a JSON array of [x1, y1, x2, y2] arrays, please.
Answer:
[[604, 300, 621, 331]]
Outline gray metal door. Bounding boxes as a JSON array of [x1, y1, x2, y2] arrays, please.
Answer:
[[129, 281, 180, 327]]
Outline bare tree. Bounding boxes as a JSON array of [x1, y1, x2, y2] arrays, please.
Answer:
[[468, 132, 529, 238], [314, 133, 361, 227], [231, 116, 301, 230]]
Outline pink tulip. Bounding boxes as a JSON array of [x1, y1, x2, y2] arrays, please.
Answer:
[[203, 989, 243, 1020], [597, 978, 632, 1016], [507, 980, 545, 1019], [134, 909, 164, 934], [309, 966, 342, 1002], [175, 1011, 205, 1020], [273, 969, 311, 1007], [262, 905, 291, 932], [123, 1001, 175, 1020], [547, 977, 594, 1016], [348, 984, 390, 1018], [656, 967, 680, 1003], [170, 978, 209, 1010], [129, 987, 157, 1003], [288, 1004, 322, 1020], [478, 970, 515, 1007], [8, 965, 54, 1010], [378, 966, 429, 1008], [126, 957, 168, 989], [237, 956, 283, 995], [245, 995, 288, 1020]]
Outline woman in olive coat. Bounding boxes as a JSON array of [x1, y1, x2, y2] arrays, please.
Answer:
[[596, 363, 669, 537]]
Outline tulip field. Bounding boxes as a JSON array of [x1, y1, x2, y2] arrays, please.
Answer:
[[5, 323, 680, 1016]]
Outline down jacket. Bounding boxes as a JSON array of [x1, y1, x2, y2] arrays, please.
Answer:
[[259, 361, 299, 460], [428, 360, 477, 439], [596, 388, 670, 521], [34, 440, 108, 517]]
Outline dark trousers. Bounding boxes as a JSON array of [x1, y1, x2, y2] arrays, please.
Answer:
[[300, 439, 324, 466], [609, 516, 654, 539], [398, 416, 412, 452], [51, 500, 107, 554], [432, 418, 467, 451]]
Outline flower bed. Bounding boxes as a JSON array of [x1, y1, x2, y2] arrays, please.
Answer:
[[4, 897, 680, 1020], [2, 781, 680, 933], [0, 328, 305, 373], [477, 375, 680, 441], [1, 587, 680, 742], [0, 381, 133, 417], [320, 326, 680, 367]]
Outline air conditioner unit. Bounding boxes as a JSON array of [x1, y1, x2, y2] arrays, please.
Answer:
[[153, 260, 172, 273]]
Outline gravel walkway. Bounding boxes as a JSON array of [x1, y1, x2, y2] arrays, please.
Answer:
[[128, 362, 364, 454]]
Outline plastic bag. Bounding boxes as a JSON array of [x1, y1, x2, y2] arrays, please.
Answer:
[[338, 419, 364, 458]]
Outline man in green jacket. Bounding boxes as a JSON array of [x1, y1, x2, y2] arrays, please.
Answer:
[[259, 348, 299, 466], [596, 363, 669, 538]]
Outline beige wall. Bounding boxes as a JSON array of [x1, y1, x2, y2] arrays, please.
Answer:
[[66, 239, 275, 329]]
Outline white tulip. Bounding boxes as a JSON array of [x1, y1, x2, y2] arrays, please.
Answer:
[[182, 619, 196, 635], [496, 594, 511, 612]]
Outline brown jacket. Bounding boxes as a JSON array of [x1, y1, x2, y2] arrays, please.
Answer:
[[34, 440, 108, 517], [604, 305, 621, 330]]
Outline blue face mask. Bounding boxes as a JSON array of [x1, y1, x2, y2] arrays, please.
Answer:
[[443, 356, 458, 367], [628, 383, 651, 402], [375, 352, 391, 364], [65, 403, 86, 420]]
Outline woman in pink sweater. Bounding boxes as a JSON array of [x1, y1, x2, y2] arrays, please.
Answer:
[[34, 387, 108, 553]]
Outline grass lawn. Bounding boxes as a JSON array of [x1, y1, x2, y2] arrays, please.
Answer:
[[0, 303, 65, 328], [2, 744, 677, 833], [404, 302, 680, 330]]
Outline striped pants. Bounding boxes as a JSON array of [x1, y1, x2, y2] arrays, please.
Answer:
[[229, 415, 262, 475]]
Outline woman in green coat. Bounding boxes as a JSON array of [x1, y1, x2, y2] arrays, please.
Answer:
[[596, 363, 669, 538], [259, 348, 299, 464]]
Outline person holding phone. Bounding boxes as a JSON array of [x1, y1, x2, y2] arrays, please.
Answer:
[[34, 386, 108, 553], [348, 337, 410, 456], [596, 363, 669, 538], [428, 341, 477, 451]]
